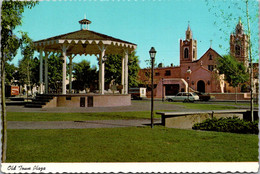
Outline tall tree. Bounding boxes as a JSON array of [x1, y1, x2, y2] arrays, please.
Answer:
[[206, 0, 258, 121], [105, 51, 140, 89], [18, 32, 36, 95], [217, 55, 249, 103], [1, 0, 38, 162], [72, 60, 98, 92]]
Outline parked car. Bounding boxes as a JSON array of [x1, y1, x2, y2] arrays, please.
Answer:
[[165, 92, 200, 102], [194, 92, 211, 101]]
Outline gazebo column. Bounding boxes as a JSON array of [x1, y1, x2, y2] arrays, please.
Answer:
[[121, 56, 125, 94], [69, 55, 76, 93], [98, 45, 106, 95], [44, 52, 49, 94], [123, 49, 129, 94], [39, 49, 43, 94], [62, 45, 69, 94]]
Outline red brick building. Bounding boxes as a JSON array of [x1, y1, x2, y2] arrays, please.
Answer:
[[138, 20, 257, 99]]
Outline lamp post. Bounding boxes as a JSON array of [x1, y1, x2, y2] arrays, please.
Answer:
[[187, 69, 192, 101], [162, 78, 164, 102], [149, 47, 156, 128]]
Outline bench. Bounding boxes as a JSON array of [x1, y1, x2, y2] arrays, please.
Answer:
[[156, 109, 249, 129]]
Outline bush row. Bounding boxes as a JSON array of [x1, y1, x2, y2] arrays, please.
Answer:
[[192, 117, 258, 134]]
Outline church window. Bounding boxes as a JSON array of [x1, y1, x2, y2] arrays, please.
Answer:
[[193, 50, 195, 58], [209, 54, 213, 60], [155, 72, 160, 76], [165, 70, 171, 76], [208, 65, 214, 71], [235, 45, 241, 56], [184, 48, 189, 58]]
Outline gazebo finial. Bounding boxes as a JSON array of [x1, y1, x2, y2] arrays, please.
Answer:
[[79, 17, 91, 30]]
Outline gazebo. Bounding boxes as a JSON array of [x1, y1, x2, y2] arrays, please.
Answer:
[[32, 18, 137, 108]]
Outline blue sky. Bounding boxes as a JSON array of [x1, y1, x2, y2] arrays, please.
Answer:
[[13, 0, 259, 68]]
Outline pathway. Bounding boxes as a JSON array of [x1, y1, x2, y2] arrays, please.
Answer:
[[8, 119, 161, 129], [6, 100, 185, 113]]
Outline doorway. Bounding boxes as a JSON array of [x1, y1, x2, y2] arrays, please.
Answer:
[[165, 84, 180, 95], [80, 97, 85, 107], [197, 80, 205, 93]]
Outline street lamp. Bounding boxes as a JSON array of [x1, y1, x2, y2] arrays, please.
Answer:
[[187, 69, 192, 101], [162, 78, 164, 102], [149, 47, 156, 128]]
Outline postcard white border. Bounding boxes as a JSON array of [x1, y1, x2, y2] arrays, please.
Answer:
[[1, 162, 259, 173]]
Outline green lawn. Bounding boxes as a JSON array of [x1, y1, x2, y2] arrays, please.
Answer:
[[7, 111, 162, 121], [171, 102, 239, 110], [7, 126, 258, 162]]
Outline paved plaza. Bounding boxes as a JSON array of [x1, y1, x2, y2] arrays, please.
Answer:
[[6, 100, 186, 113], [7, 101, 178, 129], [7, 100, 253, 129]]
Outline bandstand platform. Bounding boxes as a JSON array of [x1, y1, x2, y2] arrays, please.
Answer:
[[25, 93, 131, 108]]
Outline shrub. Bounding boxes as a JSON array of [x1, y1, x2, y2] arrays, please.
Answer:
[[192, 117, 258, 134]]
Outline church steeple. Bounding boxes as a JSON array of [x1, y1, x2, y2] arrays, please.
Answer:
[[230, 17, 249, 67], [180, 22, 197, 64], [186, 22, 192, 40], [235, 17, 244, 35]]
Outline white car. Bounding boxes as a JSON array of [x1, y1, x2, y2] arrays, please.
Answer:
[[166, 92, 200, 102]]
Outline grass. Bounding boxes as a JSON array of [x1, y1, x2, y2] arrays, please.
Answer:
[[213, 102, 258, 107], [7, 111, 162, 121], [7, 126, 258, 162], [171, 102, 239, 110]]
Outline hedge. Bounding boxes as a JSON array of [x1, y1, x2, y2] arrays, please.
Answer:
[[192, 117, 258, 134]]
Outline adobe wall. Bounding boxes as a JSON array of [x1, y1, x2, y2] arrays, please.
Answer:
[[211, 93, 251, 101], [56, 96, 85, 107], [93, 95, 131, 107]]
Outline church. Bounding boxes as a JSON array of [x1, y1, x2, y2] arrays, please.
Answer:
[[138, 19, 256, 99]]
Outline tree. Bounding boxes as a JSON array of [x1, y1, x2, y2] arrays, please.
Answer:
[[72, 60, 98, 92], [105, 51, 140, 89], [1, 0, 38, 162], [47, 53, 63, 93], [5, 62, 18, 85], [128, 51, 140, 88], [217, 55, 249, 103], [206, 0, 258, 121], [17, 32, 36, 96]]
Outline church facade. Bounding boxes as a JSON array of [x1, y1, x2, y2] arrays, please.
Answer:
[[138, 19, 253, 98]]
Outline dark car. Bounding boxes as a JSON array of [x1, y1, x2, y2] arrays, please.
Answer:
[[194, 92, 211, 101]]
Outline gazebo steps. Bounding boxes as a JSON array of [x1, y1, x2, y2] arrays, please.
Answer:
[[35, 96, 54, 100], [30, 101, 48, 105], [25, 94, 54, 108], [32, 99, 51, 103], [25, 103, 43, 108]]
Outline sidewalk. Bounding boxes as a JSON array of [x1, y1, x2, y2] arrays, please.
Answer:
[[6, 100, 186, 113], [8, 119, 161, 129]]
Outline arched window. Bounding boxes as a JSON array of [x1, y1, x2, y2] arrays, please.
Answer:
[[235, 45, 241, 56], [184, 48, 189, 58], [209, 54, 213, 60]]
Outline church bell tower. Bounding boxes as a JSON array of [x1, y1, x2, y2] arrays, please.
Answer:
[[180, 23, 197, 64], [230, 18, 249, 67]]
